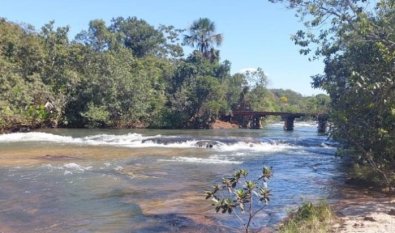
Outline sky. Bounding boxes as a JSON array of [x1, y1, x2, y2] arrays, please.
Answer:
[[0, 0, 326, 96]]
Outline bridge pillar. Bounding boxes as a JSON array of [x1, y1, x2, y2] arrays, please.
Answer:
[[317, 114, 328, 133], [241, 116, 250, 128], [283, 116, 295, 131], [251, 116, 261, 129]]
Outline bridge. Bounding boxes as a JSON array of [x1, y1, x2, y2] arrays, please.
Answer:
[[231, 111, 329, 132]]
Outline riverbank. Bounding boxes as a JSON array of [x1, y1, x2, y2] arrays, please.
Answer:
[[278, 192, 395, 233], [210, 120, 239, 129], [332, 191, 395, 233], [0, 119, 241, 135]]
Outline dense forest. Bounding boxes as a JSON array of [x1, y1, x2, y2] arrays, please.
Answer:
[[0, 17, 329, 131]]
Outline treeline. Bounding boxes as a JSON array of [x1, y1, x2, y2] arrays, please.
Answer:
[[271, 0, 395, 189], [0, 17, 329, 131]]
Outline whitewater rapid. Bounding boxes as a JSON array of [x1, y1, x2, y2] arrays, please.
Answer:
[[0, 131, 299, 152]]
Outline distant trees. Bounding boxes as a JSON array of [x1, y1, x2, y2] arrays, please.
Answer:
[[270, 89, 330, 114], [0, 16, 328, 132]]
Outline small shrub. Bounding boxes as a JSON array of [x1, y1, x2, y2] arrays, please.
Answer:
[[80, 103, 110, 128], [350, 163, 395, 189], [279, 201, 336, 233], [205, 166, 272, 233]]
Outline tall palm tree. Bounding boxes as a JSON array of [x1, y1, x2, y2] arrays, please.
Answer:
[[183, 18, 223, 60]]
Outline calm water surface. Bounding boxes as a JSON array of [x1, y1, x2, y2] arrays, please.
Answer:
[[0, 122, 342, 232]]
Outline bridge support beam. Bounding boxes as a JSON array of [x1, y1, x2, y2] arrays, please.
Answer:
[[251, 116, 261, 129], [241, 116, 250, 128], [232, 111, 328, 131], [317, 114, 328, 133], [283, 116, 295, 131]]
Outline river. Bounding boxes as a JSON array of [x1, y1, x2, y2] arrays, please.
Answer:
[[0, 122, 342, 232]]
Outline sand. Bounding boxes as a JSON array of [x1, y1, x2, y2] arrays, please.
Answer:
[[333, 196, 395, 233], [211, 120, 239, 129]]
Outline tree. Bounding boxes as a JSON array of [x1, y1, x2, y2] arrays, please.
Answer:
[[183, 18, 223, 61], [163, 51, 229, 128], [0, 19, 53, 129], [75, 19, 114, 52], [158, 25, 185, 58], [110, 17, 165, 57]]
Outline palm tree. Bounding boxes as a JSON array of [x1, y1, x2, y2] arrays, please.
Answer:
[[183, 18, 223, 60]]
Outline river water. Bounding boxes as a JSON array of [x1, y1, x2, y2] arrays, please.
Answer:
[[0, 122, 342, 232]]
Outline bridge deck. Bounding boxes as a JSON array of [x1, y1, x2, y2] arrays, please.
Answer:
[[233, 111, 307, 117]]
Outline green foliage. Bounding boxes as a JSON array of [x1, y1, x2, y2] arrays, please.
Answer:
[[0, 16, 328, 132], [183, 17, 223, 61], [164, 50, 231, 128], [80, 103, 110, 128], [110, 17, 165, 57], [271, 0, 395, 188], [205, 167, 272, 232], [270, 89, 330, 114], [349, 163, 390, 188], [279, 201, 336, 233]]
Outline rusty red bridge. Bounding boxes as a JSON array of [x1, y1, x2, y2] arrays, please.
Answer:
[[231, 111, 329, 132]]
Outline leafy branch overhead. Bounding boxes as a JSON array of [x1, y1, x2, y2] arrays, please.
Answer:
[[270, 0, 395, 189]]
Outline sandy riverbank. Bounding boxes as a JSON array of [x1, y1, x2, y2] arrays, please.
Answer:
[[333, 190, 395, 233], [211, 120, 239, 129]]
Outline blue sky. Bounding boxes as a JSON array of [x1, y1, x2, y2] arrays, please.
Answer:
[[0, 0, 325, 96]]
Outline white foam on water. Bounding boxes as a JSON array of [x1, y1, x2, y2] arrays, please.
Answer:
[[63, 163, 92, 172], [235, 152, 246, 156], [42, 164, 63, 170], [294, 121, 317, 127], [0, 132, 296, 152], [320, 143, 337, 149], [269, 122, 284, 127], [268, 121, 318, 128], [0, 132, 75, 143], [128, 139, 201, 149], [41, 163, 92, 173], [0, 132, 151, 145], [82, 133, 161, 146], [159, 155, 242, 164], [114, 166, 123, 171], [0, 132, 181, 147], [64, 170, 73, 175], [214, 141, 296, 152]]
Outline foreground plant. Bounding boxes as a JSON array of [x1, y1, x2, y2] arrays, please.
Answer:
[[279, 201, 336, 233], [205, 166, 272, 233]]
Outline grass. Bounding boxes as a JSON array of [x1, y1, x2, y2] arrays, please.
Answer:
[[278, 201, 337, 233]]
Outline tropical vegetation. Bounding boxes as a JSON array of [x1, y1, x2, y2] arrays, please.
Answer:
[[0, 16, 328, 132], [270, 0, 395, 189], [279, 201, 336, 233]]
